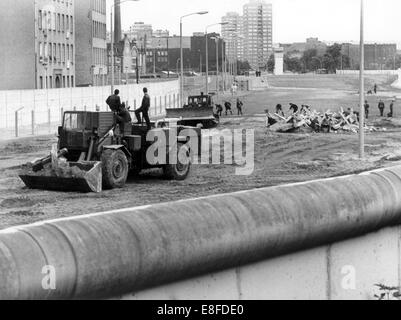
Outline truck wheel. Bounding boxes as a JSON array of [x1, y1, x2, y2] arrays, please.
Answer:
[[101, 149, 129, 189], [163, 143, 191, 180]]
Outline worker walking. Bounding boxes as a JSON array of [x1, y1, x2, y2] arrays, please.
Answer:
[[215, 104, 223, 117], [106, 89, 122, 113], [378, 100, 385, 117], [389, 100, 395, 118], [224, 101, 233, 116], [236, 98, 243, 116], [364, 100, 370, 120], [135, 87, 151, 130]]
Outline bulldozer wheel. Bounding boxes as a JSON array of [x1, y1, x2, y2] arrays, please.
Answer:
[[101, 149, 129, 189], [163, 143, 191, 181]]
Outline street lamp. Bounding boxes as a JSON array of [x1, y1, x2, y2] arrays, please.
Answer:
[[205, 22, 229, 95], [211, 36, 221, 93], [359, 0, 365, 159], [110, 0, 139, 94], [180, 11, 208, 106], [131, 46, 140, 84]]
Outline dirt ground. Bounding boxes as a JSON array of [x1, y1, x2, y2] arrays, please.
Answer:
[[1, 74, 401, 230]]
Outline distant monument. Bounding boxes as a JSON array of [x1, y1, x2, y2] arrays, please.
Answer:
[[274, 47, 284, 75]]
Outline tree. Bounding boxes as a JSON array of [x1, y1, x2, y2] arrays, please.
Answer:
[[323, 43, 350, 72], [237, 60, 251, 74], [267, 54, 275, 73], [301, 49, 319, 72], [385, 54, 401, 70], [284, 55, 303, 73]]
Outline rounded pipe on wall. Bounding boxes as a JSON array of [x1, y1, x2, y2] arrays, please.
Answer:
[[1, 166, 401, 299]]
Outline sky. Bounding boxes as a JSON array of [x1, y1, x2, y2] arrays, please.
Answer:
[[106, 0, 401, 45]]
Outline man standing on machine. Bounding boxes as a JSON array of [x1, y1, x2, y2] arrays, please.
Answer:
[[135, 87, 152, 130]]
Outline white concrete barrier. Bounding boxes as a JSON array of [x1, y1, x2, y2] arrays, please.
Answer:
[[0, 80, 179, 130]]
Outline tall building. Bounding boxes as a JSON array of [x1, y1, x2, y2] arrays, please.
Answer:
[[242, 0, 273, 70], [221, 12, 243, 62], [75, 0, 107, 86], [0, 0, 75, 90]]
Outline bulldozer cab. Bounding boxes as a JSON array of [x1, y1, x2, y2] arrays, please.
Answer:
[[63, 112, 88, 131], [186, 95, 213, 108]]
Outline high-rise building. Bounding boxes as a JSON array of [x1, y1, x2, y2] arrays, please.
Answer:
[[0, 0, 76, 90], [221, 12, 243, 62], [75, 0, 107, 87], [242, 0, 273, 70]]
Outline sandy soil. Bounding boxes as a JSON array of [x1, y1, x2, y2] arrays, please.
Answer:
[[1, 74, 401, 230]]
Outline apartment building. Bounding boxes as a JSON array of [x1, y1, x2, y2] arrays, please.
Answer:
[[75, 0, 107, 86], [0, 0, 75, 90], [242, 0, 273, 70], [222, 12, 244, 62]]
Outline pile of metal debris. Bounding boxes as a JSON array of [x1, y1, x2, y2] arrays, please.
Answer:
[[266, 107, 385, 134]]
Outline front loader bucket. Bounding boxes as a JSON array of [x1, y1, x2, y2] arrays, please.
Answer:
[[19, 161, 102, 193]]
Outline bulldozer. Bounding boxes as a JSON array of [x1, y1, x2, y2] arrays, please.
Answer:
[[19, 111, 202, 193], [165, 94, 219, 129]]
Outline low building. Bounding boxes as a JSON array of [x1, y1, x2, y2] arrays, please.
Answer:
[[342, 43, 397, 70], [280, 38, 327, 59]]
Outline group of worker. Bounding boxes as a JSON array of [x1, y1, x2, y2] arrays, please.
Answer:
[[215, 98, 244, 117], [272, 99, 396, 121], [273, 103, 312, 117], [106, 87, 152, 131]]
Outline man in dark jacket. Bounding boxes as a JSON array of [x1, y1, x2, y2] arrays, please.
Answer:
[[224, 101, 233, 115], [135, 87, 151, 130], [289, 103, 298, 114], [115, 102, 132, 134], [106, 89, 122, 112], [236, 98, 243, 116], [364, 100, 370, 119], [378, 100, 385, 117], [275, 104, 284, 116], [389, 100, 395, 118]]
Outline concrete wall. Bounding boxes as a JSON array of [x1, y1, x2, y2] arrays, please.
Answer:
[[0, 80, 180, 129], [337, 70, 398, 75], [124, 226, 401, 300]]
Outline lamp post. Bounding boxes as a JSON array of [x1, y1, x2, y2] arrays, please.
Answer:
[[359, 0, 365, 159], [131, 46, 140, 84], [198, 50, 202, 74], [180, 11, 208, 107], [211, 36, 220, 93], [110, 0, 139, 94], [205, 22, 228, 95]]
